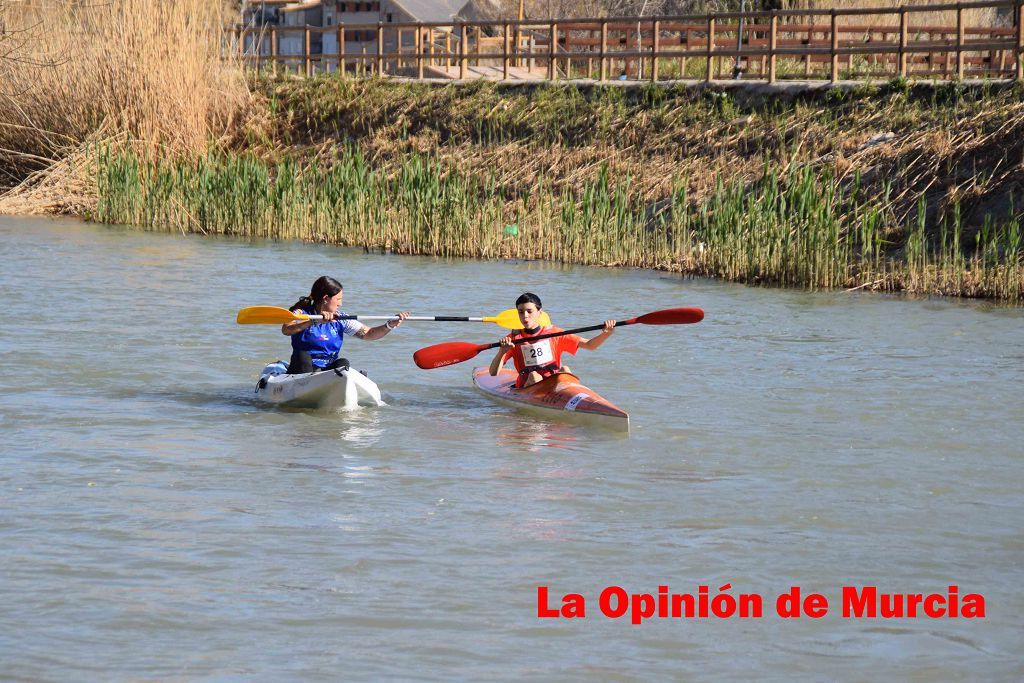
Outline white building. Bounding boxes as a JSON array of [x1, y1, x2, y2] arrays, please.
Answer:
[[279, 1, 327, 58], [241, 0, 492, 68]]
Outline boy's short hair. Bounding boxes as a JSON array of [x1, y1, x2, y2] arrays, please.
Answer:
[[516, 292, 542, 309]]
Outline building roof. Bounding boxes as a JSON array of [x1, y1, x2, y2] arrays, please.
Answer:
[[391, 0, 465, 23], [279, 0, 323, 13], [454, 0, 504, 22]]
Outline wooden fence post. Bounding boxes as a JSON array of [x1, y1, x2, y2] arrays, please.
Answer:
[[898, 9, 908, 77], [600, 19, 608, 81], [768, 11, 778, 83], [706, 15, 716, 81], [338, 25, 345, 77], [956, 5, 965, 79], [652, 18, 660, 82], [504, 22, 511, 80], [830, 10, 839, 82], [305, 27, 312, 76], [416, 24, 424, 78], [377, 23, 384, 76], [549, 21, 557, 80], [460, 23, 468, 79], [270, 28, 277, 76], [514, 22, 521, 68]]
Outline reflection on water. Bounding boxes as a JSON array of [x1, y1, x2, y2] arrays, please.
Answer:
[[488, 412, 631, 453], [336, 410, 386, 446], [492, 417, 589, 453], [503, 416, 631, 452], [515, 516, 574, 542]]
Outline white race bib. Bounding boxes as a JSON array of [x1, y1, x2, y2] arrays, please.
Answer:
[[520, 339, 554, 367]]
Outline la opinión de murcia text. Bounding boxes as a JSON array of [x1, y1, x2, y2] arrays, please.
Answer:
[[537, 585, 985, 624]]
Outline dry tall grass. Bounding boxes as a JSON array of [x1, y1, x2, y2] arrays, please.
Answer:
[[784, 0, 1004, 26], [0, 0, 250, 195]]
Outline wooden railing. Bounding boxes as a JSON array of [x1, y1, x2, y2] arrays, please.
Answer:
[[228, 0, 1024, 82]]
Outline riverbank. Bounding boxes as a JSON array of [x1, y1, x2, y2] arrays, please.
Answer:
[[1, 0, 1021, 301], [84, 76, 1022, 301], [3, 74, 1022, 300]]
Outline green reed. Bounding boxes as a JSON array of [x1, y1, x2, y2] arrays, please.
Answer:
[[901, 193, 1022, 300], [94, 143, 1023, 301]]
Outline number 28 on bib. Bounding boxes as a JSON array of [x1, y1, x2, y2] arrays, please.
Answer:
[[520, 339, 554, 367]]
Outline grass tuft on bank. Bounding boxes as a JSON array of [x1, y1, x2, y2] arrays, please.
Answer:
[[94, 127, 1022, 301]]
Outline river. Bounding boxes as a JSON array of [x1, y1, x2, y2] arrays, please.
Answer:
[[1, 215, 1022, 680]]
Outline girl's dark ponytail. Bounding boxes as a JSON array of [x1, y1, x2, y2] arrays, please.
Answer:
[[290, 295, 314, 312]]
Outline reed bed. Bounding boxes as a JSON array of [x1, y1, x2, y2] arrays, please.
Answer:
[[220, 77, 1023, 301], [94, 143, 1023, 301]]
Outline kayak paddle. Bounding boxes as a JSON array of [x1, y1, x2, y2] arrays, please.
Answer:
[[236, 305, 550, 329], [412, 307, 704, 369]]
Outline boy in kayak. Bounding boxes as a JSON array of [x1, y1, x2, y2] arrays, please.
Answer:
[[488, 292, 615, 388], [282, 275, 410, 374]]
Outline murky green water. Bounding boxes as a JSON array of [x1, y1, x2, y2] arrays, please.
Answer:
[[1, 216, 1022, 680]]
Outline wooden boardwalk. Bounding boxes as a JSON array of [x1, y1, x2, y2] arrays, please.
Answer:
[[423, 64, 549, 80], [232, 0, 1024, 83]]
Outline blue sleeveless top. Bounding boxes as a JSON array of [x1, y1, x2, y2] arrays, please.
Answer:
[[290, 308, 357, 368]]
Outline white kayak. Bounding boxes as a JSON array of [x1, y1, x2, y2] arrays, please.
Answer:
[[254, 361, 384, 409]]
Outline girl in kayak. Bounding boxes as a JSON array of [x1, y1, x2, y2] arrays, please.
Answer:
[[281, 276, 410, 374], [488, 292, 615, 388]]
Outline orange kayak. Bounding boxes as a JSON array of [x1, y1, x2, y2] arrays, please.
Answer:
[[472, 367, 629, 430]]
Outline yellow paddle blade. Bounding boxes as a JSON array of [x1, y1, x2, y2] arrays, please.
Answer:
[[236, 306, 310, 325], [484, 308, 553, 329]]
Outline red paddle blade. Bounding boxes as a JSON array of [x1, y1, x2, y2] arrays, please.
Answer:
[[634, 307, 704, 325], [413, 341, 488, 369]]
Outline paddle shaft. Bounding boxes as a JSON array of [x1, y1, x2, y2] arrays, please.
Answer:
[[238, 305, 551, 328], [478, 319, 633, 352], [297, 315, 489, 323], [412, 307, 703, 369]]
